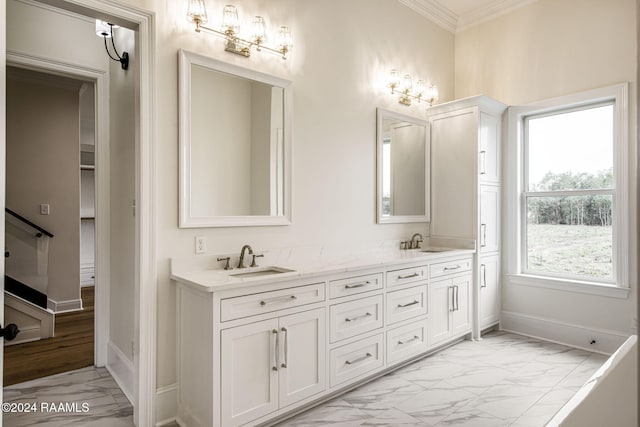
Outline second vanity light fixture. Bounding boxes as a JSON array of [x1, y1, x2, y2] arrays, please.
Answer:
[[187, 1, 293, 60], [387, 69, 438, 107]]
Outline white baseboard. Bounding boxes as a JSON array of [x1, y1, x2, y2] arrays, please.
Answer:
[[155, 384, 178, 427], [47, 297, 83, 313], [106, 341, 135, 405], [501, 311, 630, 355]]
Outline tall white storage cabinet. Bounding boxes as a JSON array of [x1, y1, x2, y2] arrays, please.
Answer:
[[427, 96, 506, 337]]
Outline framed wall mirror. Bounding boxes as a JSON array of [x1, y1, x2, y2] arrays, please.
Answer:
[[179, 49, 292, 227], [376, 108, 430, 224]]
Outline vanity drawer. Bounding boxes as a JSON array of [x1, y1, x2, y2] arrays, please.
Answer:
[[220, 283, 325, 322], [386, 319, 428, 364], [430, 258, 472, 279], [329, 273, 383, 299], [386, 265, 427, 288], [330, 334, 384, 387], [330, 295, 383, 343], [386, 285, 428, 326]]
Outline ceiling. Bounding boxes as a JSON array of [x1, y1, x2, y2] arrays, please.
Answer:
[[399, 0, 536, 33]]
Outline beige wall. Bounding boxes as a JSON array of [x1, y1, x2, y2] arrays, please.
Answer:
[[455, 0, 637, 335], [6, 74, 80, 304]]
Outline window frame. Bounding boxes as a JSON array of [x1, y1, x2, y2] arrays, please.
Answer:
[[505, 84, 630, 298]]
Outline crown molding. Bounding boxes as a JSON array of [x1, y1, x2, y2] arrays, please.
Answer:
[[399, 0, 537, 33], [398, 0, 458, 33], [456, 0, 539, 32]]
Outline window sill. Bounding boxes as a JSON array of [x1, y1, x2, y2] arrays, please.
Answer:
[[507, 274, 631, 299]]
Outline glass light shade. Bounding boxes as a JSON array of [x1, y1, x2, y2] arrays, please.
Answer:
[[252, 16, 267, 42], [187, 0, 208, 24], [95, 20, 113, 38], [278, 26, 293, 50], [426, 85, 439, 103], [222, 5, 239, 34], [415, 79, 426, 96], [401, 74, 413, 92], [388, 69, 400, 88]]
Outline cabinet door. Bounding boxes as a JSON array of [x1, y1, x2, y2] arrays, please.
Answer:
[[221, 319, 279, 427], [428, 279, 452, 346], [480, 185, 500, 253], [451, 275, 471, 336], [279, 308, 326, 408], [479, 112, 501, 183], [430, 108, 476, 239], [479, 255, 500, 328]]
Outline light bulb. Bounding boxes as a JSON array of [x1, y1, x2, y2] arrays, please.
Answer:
[[388, 70, 400, 89], [278, 26, 293, 51], [222, 5, 239, 34], [95, 20, 113, 38], [252, 16, 267, 43], [415, 79, 426, 96], [401, 75, 413, 92], [187, 0, 208, 25]]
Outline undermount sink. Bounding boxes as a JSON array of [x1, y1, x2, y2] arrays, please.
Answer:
[[421, 248, 451, 253], [228, 266, 295, 278]]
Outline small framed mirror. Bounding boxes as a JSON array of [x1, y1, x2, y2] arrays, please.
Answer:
[[376, 108, 430, 224], [179, 49, 292, 227]]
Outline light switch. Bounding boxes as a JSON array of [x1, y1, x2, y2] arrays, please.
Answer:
[[40, 204, 50, 215]]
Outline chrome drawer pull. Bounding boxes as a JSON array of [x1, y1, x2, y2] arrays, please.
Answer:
[[398, 335, 420, 345], [345, 352, 372, 365], [481, 264, 487, 288], [345, 281, 371, 289], [280, 327, 288, 368], [480, 150, 487, 175], [443, 265, 461, 271], [260, 295, 297, 306], [397, 300, 420, 308], [272, 329, 278, 371], [345, 312, 372, 322], [397, 272, 420, 280]]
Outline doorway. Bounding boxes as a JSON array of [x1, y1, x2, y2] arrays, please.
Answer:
[[4, 66, 98, 385]]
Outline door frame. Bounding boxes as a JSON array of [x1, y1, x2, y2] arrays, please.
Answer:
[[4, 1, 157, 426]]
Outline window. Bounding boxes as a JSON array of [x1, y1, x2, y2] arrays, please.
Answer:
[[507, 84, 629, 293], [524, 103, 614, 282]]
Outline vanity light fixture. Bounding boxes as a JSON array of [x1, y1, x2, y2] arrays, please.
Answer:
[[186, 2, 293, 60], [387, 69, 438, 107], [95, 20, 129, 70]]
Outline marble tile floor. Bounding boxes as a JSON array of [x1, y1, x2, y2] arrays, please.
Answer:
[[1, 332, 606, 427], [3, 366, 135, 427], [277, 331, 608, 427]]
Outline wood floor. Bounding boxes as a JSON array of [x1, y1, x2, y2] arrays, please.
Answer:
[[3, 286, 94, 386]]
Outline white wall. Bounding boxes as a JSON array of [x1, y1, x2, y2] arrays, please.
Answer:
[[455, 0, 637, 342], [109, 25, 136, 365], [152, 0, 454, 388]]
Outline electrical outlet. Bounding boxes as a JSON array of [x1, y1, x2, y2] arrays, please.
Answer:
[[40, 204, 50, 215], [195, 236, 207, 254]]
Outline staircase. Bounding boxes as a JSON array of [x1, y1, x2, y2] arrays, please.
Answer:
[[4, 208, 55, 345]]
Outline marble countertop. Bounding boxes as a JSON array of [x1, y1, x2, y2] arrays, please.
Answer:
[[171, 241, 475, 293]]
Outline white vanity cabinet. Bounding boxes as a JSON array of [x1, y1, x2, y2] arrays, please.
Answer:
[[173, 251, 475, 427], [221, 308, 326, 426], [427, 96, 506, 337]]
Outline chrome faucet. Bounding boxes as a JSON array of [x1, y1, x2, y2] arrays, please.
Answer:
[[237, 244, 254, 268], [410, 233, 423, 249]]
